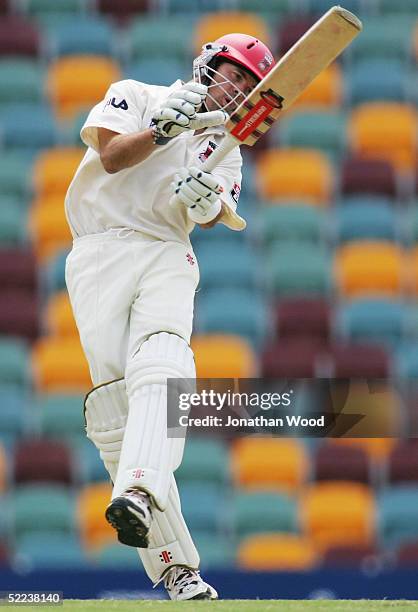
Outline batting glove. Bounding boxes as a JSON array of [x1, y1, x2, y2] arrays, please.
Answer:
[[171, 166, 223, 224], [151, 82, 226, 144]]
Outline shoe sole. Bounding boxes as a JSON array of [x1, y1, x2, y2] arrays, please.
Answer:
[[105, 497, 149, 548]]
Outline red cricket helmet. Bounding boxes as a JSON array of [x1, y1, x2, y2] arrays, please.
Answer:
[[212, 33, 275, 81]]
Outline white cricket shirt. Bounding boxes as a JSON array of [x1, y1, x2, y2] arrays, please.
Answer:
[[65, 79, 245, 245]]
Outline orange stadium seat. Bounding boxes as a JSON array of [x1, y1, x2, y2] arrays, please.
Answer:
[[29, 195, 73, 262], [77, 482, 115, 551], [32, 336, 91, 392], [301, 482, 375, 551], [237, 534, 319, 571], [408, 246, 418, 296], [255, 148, 333, 204], [193, 13, 271, 55], [45, 290, 78, 338], [47, 55, 121, 120], [334, 241, 407, 298], [191, 334, 257, 378], [32, 147, 84, 198], [348, 103, 417, 173], [231, 438, 308, 493], [292, 63, 343, 110]]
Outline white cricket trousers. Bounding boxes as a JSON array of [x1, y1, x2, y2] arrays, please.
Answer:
[[65, 229, 199, 384]]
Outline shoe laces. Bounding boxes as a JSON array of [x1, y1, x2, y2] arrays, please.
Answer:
[[163, 566, 199, 595]]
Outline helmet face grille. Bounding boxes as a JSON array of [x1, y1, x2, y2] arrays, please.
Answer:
[[193, 60, 247, 115]]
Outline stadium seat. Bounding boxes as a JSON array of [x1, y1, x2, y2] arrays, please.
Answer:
[[41, 249, 69, 296], [32, 147, 84, 198], [44, 291, 78, 338], [77, 482, 115, 551], [408, 246, 418, 296], [275, 297, 331, 343], [195, 288, 267, 346], [235, 0, 293, 18], [90, 541, 141, 569], [267, 242, 331, 296], [0, 152, 33, 202], [321, 544, 378, 567], [256, 149, 333, 203], [301, 482, 375, 551], [45, 17, 114, 58], [349, 17, 413, 63], [347, 59, 410, 106], [180, 483, 223, 533], [13, 438, 74, 485], [340, 157, 398, 198], [277, 110, 347, 159], [276, 17, 316, 55], [29, 195, 73, 262], [0, 337, 30, 388], [395, 342, 418, 379], [0, 387, 28, 447], [128, 16, 195, 62], [195, 243, 260, 291], [97, 0, 149, 18], [237, 533, 319, 570], [232, 491, 298, 539], [261, 205, 324, 246], [47, 56, 121, 120], [293, 64, 344, 110], [0, 288, 39, 340], [125, 58, 189, 87], [375, 0, 418, 15], [0, 59, 44, 106], [308, 0, 364, 16], [0, 103, 58, 151], [193, 13, 271, 56], [327, 342, 391, 377], [0, 16, 40, 57], [32, 336, 91, 392], [0, 248, 37, 291], [0, 204, 29, 246], [262, 338, 324, 378], [334, 241, 406, 298], [397, 542, 418, 566], [333, 438, 394, 462], [231, 438, 308, 493], [37, 393, 85, 442], [192, 334, 257, 378], [378, 486, 418, 547], [313, 442, 371, 484], [348, 103, 417, 173], [12, 484, 75, 537], [175, 436, 230, 487], [73, 437, 109, 483], [24, 0, 87, 17], [335, 199, 398, 242], [15, 531, 86, 569], [387, 441, 418, 484], [190, 532, 235, 569]]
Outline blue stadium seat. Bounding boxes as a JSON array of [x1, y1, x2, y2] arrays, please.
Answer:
[[45, 17, 115, 58], [41, 249, 70, 296], [24, 0, 88, 17], [192, 532, 235, 568], [336, 299, 408, 348], [176, 437, 230, 487], [125, 58, 190, 87], [335, 199, 398, 242], [128, 16, 196, 61], [195, 287, 267, 346], [0, 152, 33, 202], [37, 394, 85, 442], [179, 483, 224, 533], [0, 338, 30, 388], [91, 542, 142, 569], [15, 531, 87, 569], [72, 437, 109, 483], [375, 0, 418, 16], [378, 486, 418, 548], [0, 59, 44, 106], [347, 59, 410, 105], [261, 205, 324, 246], [0, 386, 29, 448], [196, 243, 261, 291], [0, 104, 58, 151], [307, 0, 365, 17], [395, 343, 418, 379], [232, 492, 298, 540], [349, 17, 414, 64], [0, 200, 29, 245], [167, 0, 224, 12], [12, 484, 75, 537]]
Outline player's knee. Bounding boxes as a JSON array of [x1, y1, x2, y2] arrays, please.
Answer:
[[126, 331, 196, 396]]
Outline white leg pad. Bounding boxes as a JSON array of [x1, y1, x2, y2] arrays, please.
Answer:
[[113, 332, 195, 510], [138, 475, 200, 584], [84, 378, 128, 482]]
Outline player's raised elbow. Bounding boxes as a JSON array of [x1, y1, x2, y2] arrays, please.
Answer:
[[100, 152, 119, 174]]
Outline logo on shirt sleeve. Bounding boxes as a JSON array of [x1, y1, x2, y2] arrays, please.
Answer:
[[104, 97, 129, 111], [230, 181, 241, 204]]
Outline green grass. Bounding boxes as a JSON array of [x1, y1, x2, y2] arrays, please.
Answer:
[[13, 600, 418, 611]]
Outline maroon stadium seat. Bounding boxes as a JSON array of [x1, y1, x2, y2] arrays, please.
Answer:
[[340, 157, 397, 198], [321, 544, 378, 567], [388, 441, 418, 484], [313, 442, 371, 484], [13, 438, 74, 485], [276, 17, 316, 55], [0, 17, 40, 57], [328, 342, 390, 378], [0, 289, 39, 341], [0, 249, 37, 291], [397, 541, 418, 566], [262, 338, 325, 378], [275, 298, 331, 343], [0, 0, 8, 14], [97, 0, 149, 19]]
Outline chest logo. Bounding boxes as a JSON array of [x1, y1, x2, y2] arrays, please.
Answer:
[[198, 140, 217, 162]]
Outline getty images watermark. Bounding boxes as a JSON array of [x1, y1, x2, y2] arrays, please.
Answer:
[[166, 378, 410, 438]]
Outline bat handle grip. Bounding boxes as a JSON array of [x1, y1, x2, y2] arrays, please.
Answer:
[[170, 134, 239, 208]]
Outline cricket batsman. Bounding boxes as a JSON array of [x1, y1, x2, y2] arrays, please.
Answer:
[[64, 33, 275, 600]]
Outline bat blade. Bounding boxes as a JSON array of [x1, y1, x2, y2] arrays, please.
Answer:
[[226, 5, 362, 147]]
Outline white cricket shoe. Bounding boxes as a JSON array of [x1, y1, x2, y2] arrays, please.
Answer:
[[105, 488, 152, 548], [163, 566, 218, 601]]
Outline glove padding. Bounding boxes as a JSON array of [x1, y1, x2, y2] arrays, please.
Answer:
[[151, 82, 226, 141], [170, 166, 223, 224]]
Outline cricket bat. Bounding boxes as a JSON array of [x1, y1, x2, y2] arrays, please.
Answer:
[[202, 5, 362, 172]]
